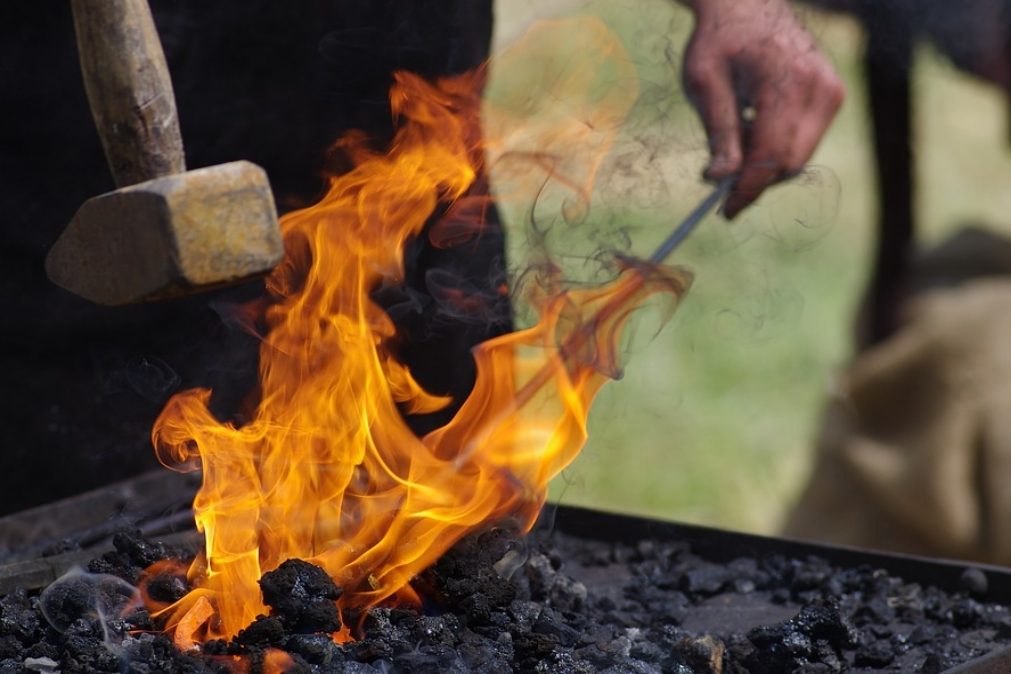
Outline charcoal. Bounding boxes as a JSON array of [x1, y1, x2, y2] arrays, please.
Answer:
[[144, 573, 189, 604], [739, 603, 854, 673], [120, 632, 218, 674], [61, 620, 123, 673], [533, 609, 580, 647], [4, 525, 1011, 673], [111, 530, 172, 569], [508, 599, 542, 632], [921, 649, 960, 674], [425, 528, 521, 616], [346, 634, 394, 662], [87, 530, 179, 586], [0, 637, 19, 660], [235, 615, 285, 646], [23, 642, 58, 663], [532, 649, 595, 673], [993, 617, 1011, 640], [680, 564, 731, 596], [628, 635, 666, 664], [853, 596, 896, 625], [258, 559, 342, 634], [360, 608, 397, 641], [286, 633, 344, 666], [411, 615, 459, 647], [339, 663, 384, 674], [951, 598, 981, 628], [121, 608, 154, 633], [513, 629, 560, 668], [39, 572, 138, 634], [391, 643, 470, 673], [854, 640, 895, 668], [0, 590, 40, 644], [456, 631, 514, 672]]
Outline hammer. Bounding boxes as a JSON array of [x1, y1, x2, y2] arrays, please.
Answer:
[[46, 0, 284, 306]]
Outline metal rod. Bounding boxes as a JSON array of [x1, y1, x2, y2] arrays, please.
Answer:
[[648, 177, 733, 265]]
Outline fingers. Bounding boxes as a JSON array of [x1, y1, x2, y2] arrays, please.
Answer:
[[683, 50, 743, 180], [723, 58, 845, 219]]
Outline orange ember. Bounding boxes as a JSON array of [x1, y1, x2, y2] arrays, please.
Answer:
[[149, 18, 691, 646]]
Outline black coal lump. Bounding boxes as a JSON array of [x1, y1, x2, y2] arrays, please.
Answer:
[[121, 632, 220, 674], [680, 563, 732, 597], [87, 529, 182, 585], [258, 559, 342, 633], [0, 589, 41, 644], [286, 633, 344, 667], [111, 529, 173, 569], [0, 660, 23, 674], [235, 615, 286, 647], [0, 636, 20, 660], [145, 571, 190, 604], [741, 602, 855, 674], [513, 630, 560, 670], [951, 597, 982, 628], [422, 528, 522, 628], [854, 639, 895, 668], [920, 648, 961, 674], [392, 643, 472, 674], [60, 618, 123, 673]]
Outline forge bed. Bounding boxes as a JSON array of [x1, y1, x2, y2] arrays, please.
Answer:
[[2, 472, 1011, 673]]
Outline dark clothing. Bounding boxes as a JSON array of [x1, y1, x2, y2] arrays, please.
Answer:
[[0, 2, 506, 514]]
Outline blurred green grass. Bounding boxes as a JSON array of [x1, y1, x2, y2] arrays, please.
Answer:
[[489, 1, 1011, 533]]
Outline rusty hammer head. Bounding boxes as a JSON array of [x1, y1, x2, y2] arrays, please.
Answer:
[[48, 0, 284, 306], [46, 161, 283, 306]]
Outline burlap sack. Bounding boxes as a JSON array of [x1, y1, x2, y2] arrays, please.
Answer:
[[785, 229, 1011, 564]]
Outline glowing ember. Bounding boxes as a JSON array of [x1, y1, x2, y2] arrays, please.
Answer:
[[149, 18, 691, 645]]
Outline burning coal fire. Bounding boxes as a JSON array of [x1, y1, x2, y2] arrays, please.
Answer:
[[147, 18, 691, 649]]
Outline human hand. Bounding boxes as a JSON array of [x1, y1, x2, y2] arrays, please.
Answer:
[[681, 0, 845, 218]]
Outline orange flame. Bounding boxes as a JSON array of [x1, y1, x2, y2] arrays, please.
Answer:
[[150, 18, 690, 643], [263, 650, 294, 674]]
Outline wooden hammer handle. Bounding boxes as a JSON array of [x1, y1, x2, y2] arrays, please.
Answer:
[[71, 0, 185, 187]]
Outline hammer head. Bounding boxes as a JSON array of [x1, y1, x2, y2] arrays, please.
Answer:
[[46, 160, 284, 305]]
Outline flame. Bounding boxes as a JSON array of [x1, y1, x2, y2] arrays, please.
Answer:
[[150, 17, 690, 643], [263, 650, 294, 674]]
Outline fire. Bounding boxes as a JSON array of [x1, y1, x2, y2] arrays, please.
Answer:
[[150, 17, 690, 645]]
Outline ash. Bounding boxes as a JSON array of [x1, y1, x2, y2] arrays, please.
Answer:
[[2, 528, 1010, 674]]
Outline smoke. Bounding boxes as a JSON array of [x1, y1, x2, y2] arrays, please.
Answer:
[[484, 16, 651, 317], [484, 7, 842, 358], [39, 567, 142, 655]]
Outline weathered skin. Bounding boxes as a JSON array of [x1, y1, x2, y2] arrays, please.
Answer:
[[45, 161, 283, 306]]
